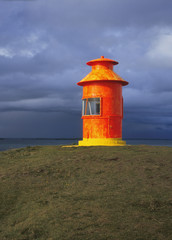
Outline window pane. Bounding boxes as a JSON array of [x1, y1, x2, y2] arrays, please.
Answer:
[[88, 98, 100, 115], [82, 99, 86, 115], [82, 98, 100, 115]]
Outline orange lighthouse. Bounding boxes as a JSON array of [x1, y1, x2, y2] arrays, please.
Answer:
[[77, 56, 128, 146]]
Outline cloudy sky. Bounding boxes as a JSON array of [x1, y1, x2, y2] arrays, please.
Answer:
[[0, 0, 172, 139]]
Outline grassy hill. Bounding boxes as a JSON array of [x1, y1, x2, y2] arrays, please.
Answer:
[[0, 145, 172, 240]]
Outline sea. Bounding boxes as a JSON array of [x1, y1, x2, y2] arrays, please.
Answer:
[[0, 138, 172, 151]]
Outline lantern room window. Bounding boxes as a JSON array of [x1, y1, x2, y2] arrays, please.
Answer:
[[82, 98, 100, 116]]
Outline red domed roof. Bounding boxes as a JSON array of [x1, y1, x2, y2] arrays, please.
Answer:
[[77, 56, 128, 86], [87, 56, 119, 66]]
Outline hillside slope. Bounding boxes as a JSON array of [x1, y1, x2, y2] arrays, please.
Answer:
[[0, 145, 172, 240]]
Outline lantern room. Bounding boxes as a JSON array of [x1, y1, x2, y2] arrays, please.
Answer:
[[77, 56, 128, 146]]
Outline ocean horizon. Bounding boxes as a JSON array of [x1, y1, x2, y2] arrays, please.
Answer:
[[0, 138, 172, 151]]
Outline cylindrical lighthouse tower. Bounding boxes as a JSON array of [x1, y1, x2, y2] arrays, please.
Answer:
[[77, 56, 128, 146]]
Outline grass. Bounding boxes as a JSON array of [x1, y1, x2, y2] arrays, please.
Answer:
[[0, 145, 172, 240]]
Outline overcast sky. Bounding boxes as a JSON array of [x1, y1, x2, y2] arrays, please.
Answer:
[[0, 0, 172, 139]]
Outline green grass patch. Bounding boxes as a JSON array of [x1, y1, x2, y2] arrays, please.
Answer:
[[0, 145, 172, 240]]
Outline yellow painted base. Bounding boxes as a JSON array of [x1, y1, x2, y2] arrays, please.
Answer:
[[78, 138, 126, 146]]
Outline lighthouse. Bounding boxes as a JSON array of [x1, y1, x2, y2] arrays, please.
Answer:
[[77, 56, 128, 146]]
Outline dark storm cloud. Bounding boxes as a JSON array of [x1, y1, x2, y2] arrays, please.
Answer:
[[0, 0, 172, 138]]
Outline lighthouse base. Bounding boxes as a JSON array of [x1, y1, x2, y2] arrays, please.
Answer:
[[78, 138, 126, 146]]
